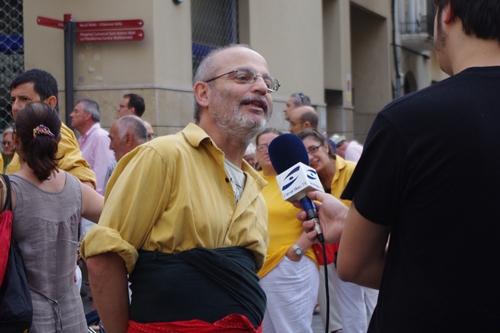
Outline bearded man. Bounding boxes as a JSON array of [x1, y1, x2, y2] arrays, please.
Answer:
[[81, 44, 280, 333]]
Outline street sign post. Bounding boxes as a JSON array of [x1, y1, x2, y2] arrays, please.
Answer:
[[77, 30, 144, 43], [76, 19, 144, 30], [37, 16, 65, 30], [36, 15, 145, 127]]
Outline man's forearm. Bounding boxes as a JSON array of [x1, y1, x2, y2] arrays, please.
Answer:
[[87, 252, 130, 333]]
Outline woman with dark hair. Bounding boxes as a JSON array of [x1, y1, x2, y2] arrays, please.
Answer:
[[297, 129, 377, 333], [8, 102, 103, 332], [256, 128, 319, 333]]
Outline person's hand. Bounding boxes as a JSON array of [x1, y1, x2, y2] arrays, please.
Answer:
[[294, 191, 348, 244]]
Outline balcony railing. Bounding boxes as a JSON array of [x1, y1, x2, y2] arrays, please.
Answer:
[[398, 0, 436, 52]]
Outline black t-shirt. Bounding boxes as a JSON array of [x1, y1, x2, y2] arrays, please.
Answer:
[[342, 67, 500, 332]]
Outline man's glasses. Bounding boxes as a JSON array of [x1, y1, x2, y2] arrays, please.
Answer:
[[306, 144, 322, 155], [148, 133, 157, 140], [289, 121, 303, 127], [256, 144, 270, 152], [205, 68, 280, 93], [2, 141, 12, 146]]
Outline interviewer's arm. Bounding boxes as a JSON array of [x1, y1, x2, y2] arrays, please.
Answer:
[[336, 203, 391, 290], [87, 252, 129, 333]]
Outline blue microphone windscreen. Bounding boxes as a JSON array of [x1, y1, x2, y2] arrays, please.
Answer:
[[268, 133, 310, 174]]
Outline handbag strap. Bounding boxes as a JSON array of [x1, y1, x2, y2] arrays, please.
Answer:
[[0, 175, 11, 212]]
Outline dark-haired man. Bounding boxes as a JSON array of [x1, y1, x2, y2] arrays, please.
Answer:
[[116, 93, 145, 118], [301, 1, 500, 332], [9, 69, 96, 188], [82, 44, 276, 332]]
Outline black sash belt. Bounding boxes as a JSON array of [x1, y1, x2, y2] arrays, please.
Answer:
[[129, 246, 266, 328]]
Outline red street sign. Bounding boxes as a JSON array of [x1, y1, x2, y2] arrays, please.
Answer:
[[76, 30, 145, 43], [37, 16, 65, 30], [76, 19, 144, 30]]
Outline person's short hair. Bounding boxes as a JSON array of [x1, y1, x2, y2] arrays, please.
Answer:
[[116, 115, 148, 144], [10, 69, 59, 111], [433, 0, 500, 42], [290, 93, 311, 108], [255, 127, 283, 146], [15, 102, 62, 181], [77, 99, 100, 122], [300, 110, 318, 129], [297, 129, 336, 160], [124, 94, 145, 117], [193, 44, 252, 124], [2, 127, 14, 141], [245, 143, 256, 156]]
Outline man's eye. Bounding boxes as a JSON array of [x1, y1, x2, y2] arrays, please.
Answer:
[[235, 74, 251, 82]]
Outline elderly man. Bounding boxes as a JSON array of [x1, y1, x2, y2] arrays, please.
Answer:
[[70, 99, 115, 195], [81, 44, 277, 332], [331, 135, 363, 162], [283, 92, 311, 121], [103, 115, 148, 191], [288, 105, 318, 134], [302, 1, 500, 332], [143, 120, 156, 141]]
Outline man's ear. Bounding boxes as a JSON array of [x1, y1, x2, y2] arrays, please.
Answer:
[[125, 132, 133, 146], [44, 96, 57, 109], [193, 81, 210, 109], [442, 2, 454, 24], [130, 107, 136, 116], [304, 122, 312, 129]]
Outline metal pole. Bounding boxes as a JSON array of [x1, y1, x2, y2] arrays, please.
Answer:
[[64, 14, 74, 128]]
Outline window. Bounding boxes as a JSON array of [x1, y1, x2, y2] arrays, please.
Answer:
[[0, 0, 23, 129], [191, 0, 238, 77]]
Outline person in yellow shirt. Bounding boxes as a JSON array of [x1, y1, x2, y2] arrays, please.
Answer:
[[81, 44, 279, 332], [9, 69, 96, 188], [298, 129, 377, 333], [256, 128, 318, 333]]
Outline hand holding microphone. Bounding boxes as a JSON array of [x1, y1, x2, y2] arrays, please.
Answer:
[[268, 133, 325, 242], [295, 191, 348, 244]]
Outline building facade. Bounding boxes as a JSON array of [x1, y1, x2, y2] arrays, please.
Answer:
[[1, 0, 448, 143]]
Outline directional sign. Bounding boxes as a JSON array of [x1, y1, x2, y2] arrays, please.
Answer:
[[37, 16, 65, 30], [76, 19, 144, 31], [76, 30, 145, 43]]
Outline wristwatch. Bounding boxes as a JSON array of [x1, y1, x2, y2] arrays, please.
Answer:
[[292, 244, 304, 256]]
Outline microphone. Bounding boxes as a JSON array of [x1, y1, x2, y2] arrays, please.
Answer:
[[268, 133, 325, 242]]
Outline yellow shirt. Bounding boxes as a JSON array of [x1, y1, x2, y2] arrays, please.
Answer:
[[6, 123, 96, 188], [0, 154, 3, 174], [258, 172, 318, 278], [81, 123, 269, 274], [331, 156, 356, 206]]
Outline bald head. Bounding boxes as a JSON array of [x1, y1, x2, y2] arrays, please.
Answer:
[[288, 106, 318, 134], [109, 115, 148, 162]]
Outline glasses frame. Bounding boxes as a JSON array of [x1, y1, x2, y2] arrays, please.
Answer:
[[306, 144, 323, 155], [256, 144, 270, 152], [205, 68, 280, 93]]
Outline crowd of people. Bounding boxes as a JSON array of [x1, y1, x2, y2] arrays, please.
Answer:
[[2, 1, 500, 332]]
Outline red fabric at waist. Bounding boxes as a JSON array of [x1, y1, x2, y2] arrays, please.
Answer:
[[128, 314, 262, 333]]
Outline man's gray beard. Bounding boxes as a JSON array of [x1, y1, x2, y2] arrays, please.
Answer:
[[210, 89, 272, 146], [212, 107, 268, 146]]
